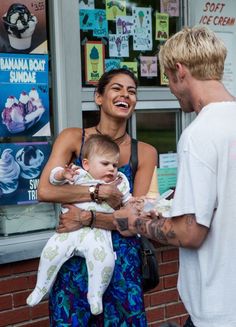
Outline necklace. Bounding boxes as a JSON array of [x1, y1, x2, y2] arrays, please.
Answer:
[[95, 126, 127, 143]]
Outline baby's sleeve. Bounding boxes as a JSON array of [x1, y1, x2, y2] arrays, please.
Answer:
[[118, 172, 132, 204], [49, 166, 67, 185]]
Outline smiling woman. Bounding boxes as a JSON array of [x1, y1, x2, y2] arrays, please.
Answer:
[[37, 68, 157, 325]]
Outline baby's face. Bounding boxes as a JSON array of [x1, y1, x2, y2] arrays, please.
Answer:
[[86, 153, 119, 183]]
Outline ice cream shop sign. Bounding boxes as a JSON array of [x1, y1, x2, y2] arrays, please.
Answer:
[[198, 2, 235, 26]]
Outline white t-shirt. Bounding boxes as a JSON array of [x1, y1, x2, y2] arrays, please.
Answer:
[[171, 102, 236, 327]]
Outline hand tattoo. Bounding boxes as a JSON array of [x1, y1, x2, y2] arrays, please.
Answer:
[[117, 217, 129, 231], [134, 218, 148, 234]]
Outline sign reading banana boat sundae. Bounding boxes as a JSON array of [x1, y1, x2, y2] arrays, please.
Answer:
[[1, 88, 45, 134]]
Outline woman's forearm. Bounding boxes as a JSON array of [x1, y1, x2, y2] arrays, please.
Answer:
[[38, 182, 91, 203], [92, 212, 116, 230]]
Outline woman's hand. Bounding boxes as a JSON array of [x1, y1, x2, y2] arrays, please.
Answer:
[[99, 178, 123, 209], [56, 205, 91, 233]]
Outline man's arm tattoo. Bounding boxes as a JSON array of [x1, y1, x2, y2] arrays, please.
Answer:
[[134, 218, 148, 234]]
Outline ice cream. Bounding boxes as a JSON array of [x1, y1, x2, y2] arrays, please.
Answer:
[[98, 15, 103, 29], [0, 149, 21, 195], [117, 18, 123, 34], [2, 3, 38, 50], [162, 0, 170, 12], [138, 10, 144, 28], [146, 59, 153, 73], [146, 167, 159, 199], [115, 37, 122, 56], [90, 46, 99, 72], [1, 89, 45, 134], [112, 6, 118, 19], [15, 145, 44, 179]]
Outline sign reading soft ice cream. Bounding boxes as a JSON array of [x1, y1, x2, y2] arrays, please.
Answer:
[[0, 142, 51, 205], [0, 0, 48, 54], [0, 53, 50, 137], [188, 0, 236, 96], [85, 41, 105, 85]]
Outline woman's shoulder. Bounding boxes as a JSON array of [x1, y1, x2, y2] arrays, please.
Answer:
[[58, 127, 83, 138], [138, 141, 157, 157]]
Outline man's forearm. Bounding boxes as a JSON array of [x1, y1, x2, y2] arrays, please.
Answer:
[[134, 216, 179, 246]]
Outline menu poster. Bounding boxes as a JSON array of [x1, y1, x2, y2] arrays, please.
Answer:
[[80, 9, 108, 37], [93, 9, 109, 37], [0, 53, 50, 137], [161, 0, 179, 17], [116, 16, 134, 35], [105, 58, 121, 71], [85, 41, 105, 85], [160, 65, 169, 85], [157, 167, 177, 195], [121, 61, 138, 77], [109, 34, 129, 57], [79, 0, 95, 10], [140, 56, 157, 77], [0, 0, 47, 54], [80, 9, 95, 30], [132, 7, 153, 51], [0, 142, 51, 205], [156, 13, 169, 41], [106, 0, 126, 20]]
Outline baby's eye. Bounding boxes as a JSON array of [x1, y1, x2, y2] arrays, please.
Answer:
[[113, 164, 118, 168]]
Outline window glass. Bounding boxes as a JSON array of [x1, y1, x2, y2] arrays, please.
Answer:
[[0, 0, 56, 237], [79, 0, 181, 87], [136, 110, 178, 156]]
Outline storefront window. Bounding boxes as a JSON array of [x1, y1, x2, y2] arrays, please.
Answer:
[[0, 0, 56, 238], [79, 0, 181, 87]]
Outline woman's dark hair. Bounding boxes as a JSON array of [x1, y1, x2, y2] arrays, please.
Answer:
[[95, 68, 138, 95]]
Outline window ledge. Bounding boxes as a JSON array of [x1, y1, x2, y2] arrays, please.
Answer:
[[0, 231, 54, 264]]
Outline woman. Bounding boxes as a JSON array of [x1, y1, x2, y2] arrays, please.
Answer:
[[38, 68, 157, 326]]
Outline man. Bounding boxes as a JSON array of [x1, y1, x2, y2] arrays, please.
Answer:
[[114, 26, 236, 327]]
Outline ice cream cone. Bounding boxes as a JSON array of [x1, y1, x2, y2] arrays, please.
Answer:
[[162, 0, 170, 12], [91, 59, 99, 72], [112, 6, 118, 19], [147, 60, 152, 73], [146, 167, 159, 199], [138, 11, 144, 28]]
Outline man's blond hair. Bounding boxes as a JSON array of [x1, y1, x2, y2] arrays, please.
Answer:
[[159, 26, 227, 80]]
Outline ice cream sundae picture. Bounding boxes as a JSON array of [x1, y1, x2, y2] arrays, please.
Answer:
[[16, 145, 44, 179], [1, 88, 45, 134], [0, 148, 21, 195], [2, 3, 38, 50]]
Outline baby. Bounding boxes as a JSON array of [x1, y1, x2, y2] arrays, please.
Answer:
[[27, 134, 131, 315]]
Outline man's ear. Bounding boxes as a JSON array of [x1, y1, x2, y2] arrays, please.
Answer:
[[176, 62, 186, 81], [82, 158, 89, 171]]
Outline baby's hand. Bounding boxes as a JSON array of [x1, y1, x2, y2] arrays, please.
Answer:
[[63, 164, 80, 182]]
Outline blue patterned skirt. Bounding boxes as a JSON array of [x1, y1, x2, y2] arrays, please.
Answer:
[[49, 231, 147, 326]]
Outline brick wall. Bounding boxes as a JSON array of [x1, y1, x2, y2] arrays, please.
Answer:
[[0, 246, 188, 327]]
